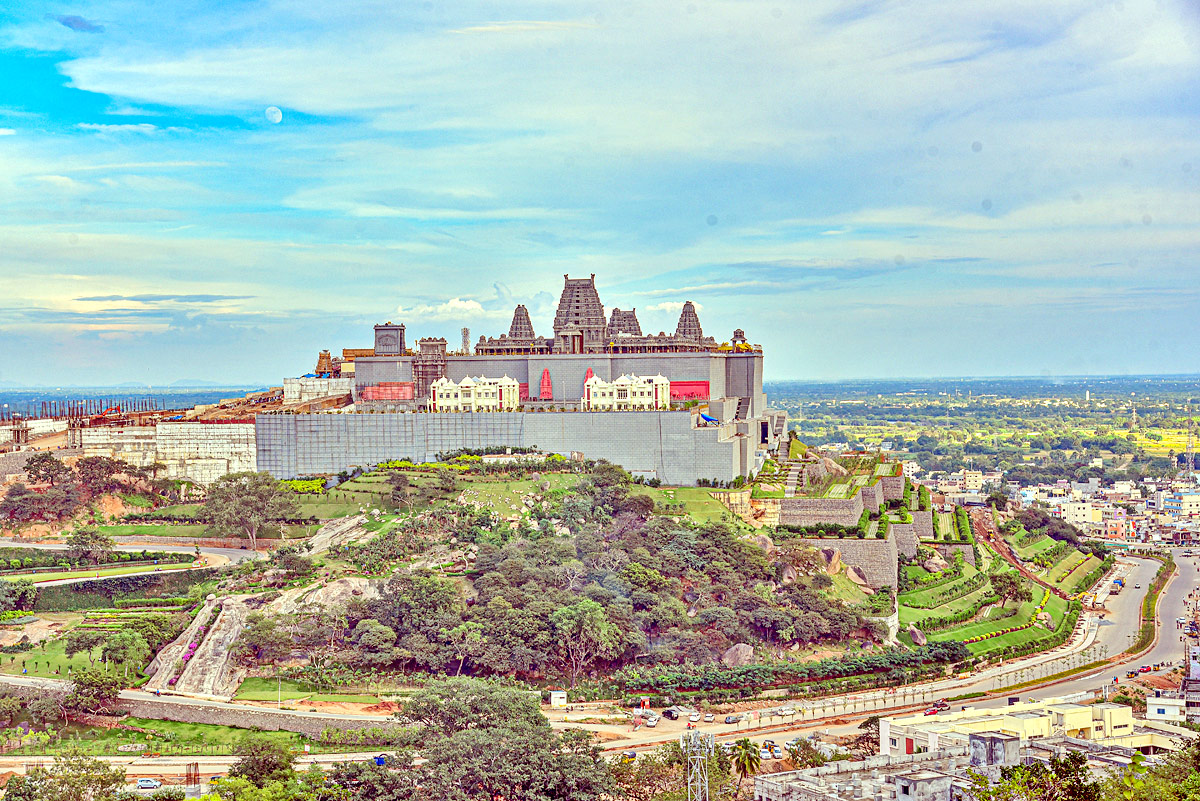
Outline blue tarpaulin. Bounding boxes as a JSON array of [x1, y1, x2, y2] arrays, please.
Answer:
[[699, 413, 718, 423]]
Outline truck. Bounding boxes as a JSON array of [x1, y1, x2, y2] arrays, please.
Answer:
[[1111, 579, 1124, 595]]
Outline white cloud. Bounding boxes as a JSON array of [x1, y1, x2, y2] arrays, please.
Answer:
[[395, 297, 510, 321], [643, 301, 703, 313], [77, 123, 159, 134], [0, 128, 15, 136]]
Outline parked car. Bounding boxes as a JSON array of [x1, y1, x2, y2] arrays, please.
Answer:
[[759, 748, 772, 760], [720, 742, 735, 754], [785, 737, 802, 749], [621, 751, 637, 764], [763, 740, 775, 748], [771, 746, 784, 759], [688, 712, 701, 722], [703, 713, 715, 722], [644, 716, 658, 728], [724, 714, 742, 724], [663, 709, 679, 720], [136, 779, 163, 790]]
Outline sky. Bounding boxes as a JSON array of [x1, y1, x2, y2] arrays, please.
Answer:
[[1, 1, 1198, 386]]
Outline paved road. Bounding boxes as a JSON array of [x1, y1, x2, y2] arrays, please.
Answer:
[[0, 538, 261, 585]]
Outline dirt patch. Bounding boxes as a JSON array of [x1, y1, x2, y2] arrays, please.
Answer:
[[96, 494, 131, 520], [240, 699, 396, 717], [0, 616, 68, 646]]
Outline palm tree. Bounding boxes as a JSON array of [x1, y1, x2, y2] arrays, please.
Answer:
[[731, 738, 761, 797]]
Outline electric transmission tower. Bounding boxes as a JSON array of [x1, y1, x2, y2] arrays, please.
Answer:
[[681, 731, 714, 801]]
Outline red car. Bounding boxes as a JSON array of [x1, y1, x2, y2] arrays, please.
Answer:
[[924, 708, 940, 716], [1138, 666, 1152, 674]]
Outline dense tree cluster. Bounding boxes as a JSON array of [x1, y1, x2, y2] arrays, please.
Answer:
[[239, 463, 878, 686]]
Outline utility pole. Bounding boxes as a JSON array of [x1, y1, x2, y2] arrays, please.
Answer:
[[681, 731, 713, 801]]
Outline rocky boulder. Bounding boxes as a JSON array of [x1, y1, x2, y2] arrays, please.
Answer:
[[721, 643, 756, 667], [907, 624, 927, 647], [923, 551, 949, 573], [846, 565, 871, 587], [820, 547, 842, 575], [779, 563, 799, 585], [753, 533, 775, 556]]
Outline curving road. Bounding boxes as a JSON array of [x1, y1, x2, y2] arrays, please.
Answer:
[[0, 538, 261, 585]]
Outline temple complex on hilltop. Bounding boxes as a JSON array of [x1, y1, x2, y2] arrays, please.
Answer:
[[77, 274, 785, 486]]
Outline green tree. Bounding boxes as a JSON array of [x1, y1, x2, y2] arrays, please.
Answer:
[[228, 734, 297, 788], [0, 578, 36, 612], [24, 452, 72, 487], [231, 613, 292, 665], [101, 629, 150, 677], [73, 456, 127, 497], [202, 471, 300, 552], [730, 737, 761, 797], [65, 526, 115, 565], [351, 618, 399, 667], [549, 599, 621, 687], [65, 668, 124, 713], [442, 621, 485, 676], [967, 751, 1099, 801], [64, 628, 108, 666], [399, 677, 546, 735], [3, 743, 125, 801], [989, 572, 1031, 608], [0, 694, 21, 724]]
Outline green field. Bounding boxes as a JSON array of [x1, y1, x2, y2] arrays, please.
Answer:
[[1061, 554, 1103, 593], [898, 564, 981, 607], [234, 677, 380, 704], [0, 636, 102, 678], [1010, 533, 1058, 559], [1044, 548, 1085, 584], [2, 562, 193, 584], [898, 580, 994, 627], [925, 592, 1069, 656], [8, 716, 337, 756], [629, 486, 741, 524]]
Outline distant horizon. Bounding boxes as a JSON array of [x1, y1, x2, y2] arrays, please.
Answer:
[[3, 372, 1200, 391]]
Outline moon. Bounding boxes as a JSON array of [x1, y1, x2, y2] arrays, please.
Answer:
[[265, 106, 283, 124]]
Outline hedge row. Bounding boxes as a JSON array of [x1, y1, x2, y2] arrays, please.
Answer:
[[960, 589, 1051, 644], [916, 593, 1002, 632], [901, 571, 986, 609]]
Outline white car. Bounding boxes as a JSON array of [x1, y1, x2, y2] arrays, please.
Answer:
[[780, 707, 796, 716], [644, 716, 658, 728], [688, 712, 701, 722], [136, 779, 163, 790], [759, 748, 772, 760], [703, 713, 714, 722]]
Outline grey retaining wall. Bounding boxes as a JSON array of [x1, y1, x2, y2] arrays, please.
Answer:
[[257, 410, 752, 486], [794, 533, 897, 590]]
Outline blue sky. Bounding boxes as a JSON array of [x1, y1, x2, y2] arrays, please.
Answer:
[[1, 1, 1198, 385]]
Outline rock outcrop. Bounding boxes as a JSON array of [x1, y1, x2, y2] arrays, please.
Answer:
[[721, 643, 755, 667], [907, 623, 927, 647]]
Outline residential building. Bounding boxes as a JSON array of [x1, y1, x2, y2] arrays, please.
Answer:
[[1163, 492, 1200, 519], [429, 375, 520, 412], [580, 374, 670, 411]]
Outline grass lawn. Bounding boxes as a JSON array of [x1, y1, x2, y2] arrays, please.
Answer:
[[234, 677, 380, 704], [0, 636, 106, 678], [1010, 533, 1057, 560], [628, 486, 740, 525], [2, 562, 193, 584], [7, 717, 345, 756], [898, 564, 980, 607], [899, 582, 995, 627], [297, 501, 372, 518], [1062, 555, 1103, 593], [98, 524, 208, 537], [149, 503, 203, 516], [935, 512, 956, 537], [903, 565, 932, 581], [823, 572, 869, 603], [926, 593, 1068, 656], [1045, 548, 1085, 583]]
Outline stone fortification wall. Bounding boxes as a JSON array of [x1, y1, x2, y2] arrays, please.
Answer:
[[120, 697, 400, 737], [793, 533, 897, 589], [778, 494, 864, 527], [283, 377, 354, 403], [256, 410, 746, 486], [913, 510, 935, 540], [934, 542, 977, 568], [82, 423, 256, 484], [880, 474, 904, 501], [860, 481, 883, 514], [891, 523, 918, 558]]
